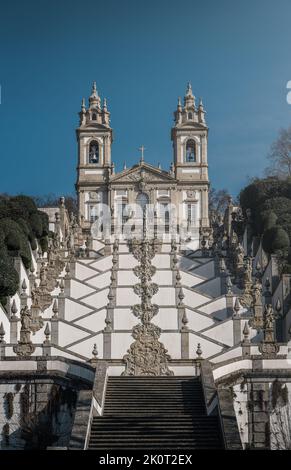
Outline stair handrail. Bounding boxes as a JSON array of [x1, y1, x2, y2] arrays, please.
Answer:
[[200, 359, 242, 450]]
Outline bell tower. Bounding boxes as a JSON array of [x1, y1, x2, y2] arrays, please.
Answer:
[[76, 82, 113, 228], [171, 83, 209, 228]]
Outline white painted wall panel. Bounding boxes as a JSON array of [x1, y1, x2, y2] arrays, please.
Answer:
[[116, 288, 140, 306]]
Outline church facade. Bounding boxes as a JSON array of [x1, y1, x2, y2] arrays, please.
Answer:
[[1, 83, 291, 451], [76, 83, 209, 246]]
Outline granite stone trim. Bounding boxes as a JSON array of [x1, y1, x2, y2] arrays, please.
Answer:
[[200, 360, 242, 450]]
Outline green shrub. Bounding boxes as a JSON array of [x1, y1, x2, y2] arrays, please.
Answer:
[[0, 218, 31, 269], [38, 211, 49, 236], [0, 247, 19, 299], [29, 212, 43, 238], [262, 226, 290, 254], [5, 232, 21, 252], [258, 210, 278, 233], [39, 236, 48, 253]]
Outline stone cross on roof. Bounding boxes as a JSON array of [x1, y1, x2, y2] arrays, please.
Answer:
[[138, 145, 146, 162]]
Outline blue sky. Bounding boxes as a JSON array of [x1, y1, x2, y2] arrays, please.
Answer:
[[0, 0, 291, 198]]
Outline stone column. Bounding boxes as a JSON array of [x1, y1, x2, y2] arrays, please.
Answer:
[[10, 299, 18, 343], [58, 280, 65, 320], [201, 188, 209, 227], [248, 381, 270, 449]]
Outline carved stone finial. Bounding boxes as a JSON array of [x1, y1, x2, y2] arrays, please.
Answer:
[[11, 299, 18, 318], [21, 279, 27, 293], [59, 278, 65, 294], [176, 269, 181, 286], [181, 310, 189, 331], [275, 298, 282, 315], [44, 323, 51, 344], [92, 343, 98, 358], [226, 275, 233, 294], [242, 321, 250, 343], [196, 343, 202, 358], [52, 299, 58, 318], [233, 297, 240, 316], [65, 262, 70, 276], [178, 287, 185, 306], [220, 257, 226, 272], [0, 322, 5, 343]]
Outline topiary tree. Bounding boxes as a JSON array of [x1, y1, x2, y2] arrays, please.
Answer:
[[262, 226, 290, 255], [0, 246, 19, 303], [0, 219, 32, 269], [258, 210, 278, 234]]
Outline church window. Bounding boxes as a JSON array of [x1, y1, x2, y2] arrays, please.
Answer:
[[89, 140, 99, 164], [185, 139, 196, 162], [188, 112, 193, 120], [92, 113, 97, 121], [89, 204, 98, 222], [187, 204, 192, 223]]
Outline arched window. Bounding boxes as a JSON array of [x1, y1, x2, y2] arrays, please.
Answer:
[[188, 112, 193, 120], [136, 192, 149, 212], [89, 140, 99, 164], [92, 113, 97, 121], [185, 139, 196, 162]]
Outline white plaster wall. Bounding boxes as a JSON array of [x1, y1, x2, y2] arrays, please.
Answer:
[[114, 308, 139, 330], [154, 308, 178, 330], [70, 280, 95, 299], [83, 288, 109, 307], [186, 309, 215, 331], [203, 319, 234, 346], [152, 287, 176, 305], [179, 257, 202, 271], [86, 271, 111, 289], [92, 240, 105, 252], [118, 244, 130, 253], [188, 333, 223, 358], [58, 321, 90, 347], [181, 271, 205, 287], [90, 256, 112, 272], [190, 261, 215, 279], [183, 288, 210, 308], [152, 270, 172, 286], [161, 244, 171, 253], [75, 263, 99, 281], [211, 346, 242, 364], [116, 288, 140, 306], [69, 333, 103, 359], [196, 277, 221, 298], [64, 298, 93, 321], [75, 309, 107, 331], [160, 333, 181, 359], [111, 333, 133, 358], [117, 271, 137, 286], [198, 297, 227, 315], [119, 254, 137, 269], [152, 255, 170, 269]]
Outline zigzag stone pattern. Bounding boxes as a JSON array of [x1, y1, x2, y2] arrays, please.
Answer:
[[0, 231, 251, 371]]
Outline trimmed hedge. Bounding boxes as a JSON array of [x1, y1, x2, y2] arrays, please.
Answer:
[[240, 177, 291, 270], [262, 226, 290, 254], [0, 195, 49, 302]]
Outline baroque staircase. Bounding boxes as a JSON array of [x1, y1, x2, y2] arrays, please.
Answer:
[[88, 376, 224, 450]]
